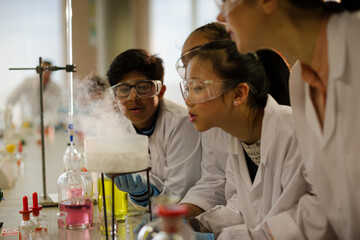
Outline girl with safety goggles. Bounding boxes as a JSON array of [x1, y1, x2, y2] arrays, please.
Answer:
[[183, 40, 335, 240]]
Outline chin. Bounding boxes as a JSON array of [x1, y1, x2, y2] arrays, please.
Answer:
[[194, 124, 210, 133], [234, 39, 254, 54]]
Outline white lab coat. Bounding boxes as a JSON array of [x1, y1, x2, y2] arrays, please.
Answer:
[[289, 10, 360, 240], [6, 76, 62, 126], [120, 98, 202, 199], [196, 96, 336, 240], [180, 127, 231, 211]]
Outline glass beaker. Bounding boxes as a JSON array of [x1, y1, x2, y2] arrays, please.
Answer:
[[97, 195, 118, 236], [97, 175, 128, 221]]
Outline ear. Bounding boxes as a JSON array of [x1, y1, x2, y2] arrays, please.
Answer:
[[233, 83, 250, 105], [261, 0, 279, 14], [158, 85, 166, 101]]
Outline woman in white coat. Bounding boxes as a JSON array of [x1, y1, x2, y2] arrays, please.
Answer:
[[107, 49, 202, 206], [182, 40, 335, 239], [178, 22, 291, 218], [215, 0, 360, 238], [177, 22, 232, 218]]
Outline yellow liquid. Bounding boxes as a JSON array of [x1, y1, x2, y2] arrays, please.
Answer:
[[97, 178, 128, 220]]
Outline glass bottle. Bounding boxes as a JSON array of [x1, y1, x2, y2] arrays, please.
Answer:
[[5, 141, 18, 179], [97, 174, 128, 221], [30, 192, 48, 234], [19, 196, 35, 240], [137, 204, 195, 240], [15, 141, 25, 175], [57, 143, 93, 229]]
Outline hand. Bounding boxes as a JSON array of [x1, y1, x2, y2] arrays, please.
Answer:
[[114, 174, 147, 195], [195, 232, 215, 240]]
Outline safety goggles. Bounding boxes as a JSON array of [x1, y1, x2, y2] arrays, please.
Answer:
[[180, 79, 237, 104], [180, 79, 257, 104], [214, 0, 244, 16], [110, 80, 162, 101], [175, 47, 201, 79]]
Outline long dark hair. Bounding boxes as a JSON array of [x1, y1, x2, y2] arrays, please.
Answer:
[[288, 0, 360, 12], [190, 40, 290, 107]]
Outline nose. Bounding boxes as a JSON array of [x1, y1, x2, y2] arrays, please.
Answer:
[[185, 97, 194, 107], [217, 12, 225, 22], [128, 87, 139, 100]]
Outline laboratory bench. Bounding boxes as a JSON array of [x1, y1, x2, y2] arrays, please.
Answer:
[[0, 128, 144, 239]]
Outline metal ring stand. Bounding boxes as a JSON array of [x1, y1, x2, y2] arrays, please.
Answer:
[[9, 57, 76, 206], [101, 167, 152, 240]]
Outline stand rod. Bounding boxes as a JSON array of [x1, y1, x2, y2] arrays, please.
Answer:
[[101, 173, 109, 240]]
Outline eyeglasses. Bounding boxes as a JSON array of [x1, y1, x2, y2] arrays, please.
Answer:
[[180, 79, 257, 104], [110, 80, 162, 101], [214, 0, 244, 16], [180, 79, 236, 104], [175, 47, 201, 79]]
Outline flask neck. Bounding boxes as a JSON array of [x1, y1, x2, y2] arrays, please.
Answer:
[[161, 216, 182, 234]]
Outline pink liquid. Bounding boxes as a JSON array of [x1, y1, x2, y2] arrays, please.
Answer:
[[59, 198, 93, 229]]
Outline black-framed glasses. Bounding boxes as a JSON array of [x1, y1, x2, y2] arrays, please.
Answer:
[[110, 80, 162, 101]]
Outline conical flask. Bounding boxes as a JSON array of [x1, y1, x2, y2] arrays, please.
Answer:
[[137, 204, 195, 240]]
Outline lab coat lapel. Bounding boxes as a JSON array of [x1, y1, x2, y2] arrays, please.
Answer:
[[300, 13, 346, 149], [250, 96, 275, 200], [229, 137, 253, 190], [320, 12, 347, 149]]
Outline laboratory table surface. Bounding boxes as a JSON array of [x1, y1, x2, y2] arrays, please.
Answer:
[[0, 129, 144, 239]]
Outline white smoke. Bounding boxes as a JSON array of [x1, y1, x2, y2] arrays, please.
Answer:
[[72, 74, 126, 138]]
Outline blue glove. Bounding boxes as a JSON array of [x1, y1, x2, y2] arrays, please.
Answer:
[[114, 174, 160, 206], [195, 232, 215, 240], [114, 174, 147, 194]]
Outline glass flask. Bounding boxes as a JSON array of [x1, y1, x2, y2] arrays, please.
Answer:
[[137, 204, 195, 240], [63, 142, 85, 172], [57, 143, 93, 229], [97, 174, 128, 221]]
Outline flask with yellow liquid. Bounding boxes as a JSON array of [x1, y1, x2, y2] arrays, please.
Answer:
[[97, 175, 128, 221]]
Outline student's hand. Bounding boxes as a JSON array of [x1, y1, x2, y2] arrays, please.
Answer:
[[195, 232, 215, 240], [114, 174, 160, 206], [114, 174, 147, 195]]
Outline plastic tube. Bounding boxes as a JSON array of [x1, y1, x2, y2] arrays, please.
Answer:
[[66, 0, 75, 152]]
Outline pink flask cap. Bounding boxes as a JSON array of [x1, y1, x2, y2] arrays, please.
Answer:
[[19, 196, 32, 220], [30, 192, 42, 216]]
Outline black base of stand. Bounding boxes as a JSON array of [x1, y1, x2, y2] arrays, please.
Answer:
[[39, 194, 57, 207]]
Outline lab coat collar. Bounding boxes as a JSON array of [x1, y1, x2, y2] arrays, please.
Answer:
[[229, 136, 253, 189], [302, 12, 348, 148], [228, 95, 278, 189], [250, 96, 278, 191], [328, 12, 347, 81], [259, 95, 278, 166]]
